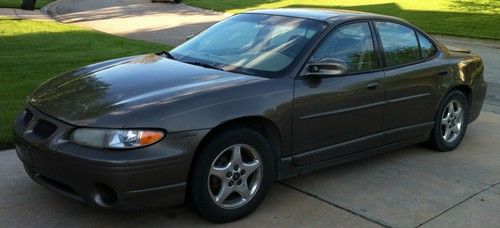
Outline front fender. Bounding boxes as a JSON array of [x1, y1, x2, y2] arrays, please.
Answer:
[[125, 76, 294, 153]]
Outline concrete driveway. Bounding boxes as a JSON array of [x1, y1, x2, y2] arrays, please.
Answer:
[[45, 0, 229, 46], [1, 112, 499, 227], [1, 1, 499, 227]]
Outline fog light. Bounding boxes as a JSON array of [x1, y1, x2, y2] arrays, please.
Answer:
[[93, 183, 118, 207]]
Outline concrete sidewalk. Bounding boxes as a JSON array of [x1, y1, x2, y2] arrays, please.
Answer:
[[0, 8, 52, 20]]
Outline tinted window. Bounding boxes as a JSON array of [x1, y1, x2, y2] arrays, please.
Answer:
[[418, 33, 436, 59], [268, 26, 317, 47], [195, 20, 258, 50], [170, 14, 326, 77], [310, 22, 378, 74], [375, 22, 420, 67]]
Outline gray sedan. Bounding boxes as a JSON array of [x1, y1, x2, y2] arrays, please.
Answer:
[[14, 8, 486, 223]]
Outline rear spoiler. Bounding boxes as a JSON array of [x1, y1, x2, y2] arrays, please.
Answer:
[[447, 46, 471, 54]]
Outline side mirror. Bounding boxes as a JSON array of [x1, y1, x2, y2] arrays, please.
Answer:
[[304, 58, 348, 78]]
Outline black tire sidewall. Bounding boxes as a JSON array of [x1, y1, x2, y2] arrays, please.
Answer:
[[189, 128, 274, 223], [430, 90, 469, 151]]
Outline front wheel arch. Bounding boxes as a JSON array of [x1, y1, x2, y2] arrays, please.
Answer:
[[187, 126, 275, 222], [185, 116, 282, 200]]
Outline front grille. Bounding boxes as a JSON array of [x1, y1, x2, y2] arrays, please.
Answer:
[[33, 119, 57, 139], [24, 109, 33, 126]]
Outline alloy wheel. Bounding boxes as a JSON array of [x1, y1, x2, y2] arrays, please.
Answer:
[[440, 100, 464, 143], [208, 144, 263, 209]]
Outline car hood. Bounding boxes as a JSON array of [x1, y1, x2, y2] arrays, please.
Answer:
[[29, 54, 264, 127]]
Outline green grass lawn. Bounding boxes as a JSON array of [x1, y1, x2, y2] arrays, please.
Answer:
[[184, 0, 500, 40], [0, 19, 168, 149], [0, 0, 54, 9]]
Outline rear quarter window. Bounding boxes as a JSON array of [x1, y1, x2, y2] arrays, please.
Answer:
[[417, 33, 436, 59]]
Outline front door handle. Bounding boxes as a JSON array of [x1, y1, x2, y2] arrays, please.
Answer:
[[365, 81, 380, 90]]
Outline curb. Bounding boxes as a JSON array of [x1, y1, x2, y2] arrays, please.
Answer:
[[41, 0, 63, 22], [177, 2, 233, 17]]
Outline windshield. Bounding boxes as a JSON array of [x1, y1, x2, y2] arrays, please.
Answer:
[[170, 14, 326, 77]]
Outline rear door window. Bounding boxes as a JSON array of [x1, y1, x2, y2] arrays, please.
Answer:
[[375, 22, 420, 67]]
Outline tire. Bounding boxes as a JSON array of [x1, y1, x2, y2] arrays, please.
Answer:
[[427, 90, 469, 151], [189, 127, 274, 223]]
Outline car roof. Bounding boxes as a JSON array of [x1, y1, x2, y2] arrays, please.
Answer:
[[244, 8, 403, 23]]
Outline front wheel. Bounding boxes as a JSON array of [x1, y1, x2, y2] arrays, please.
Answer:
[[427, 90, 469, 151], [189, 128, 274, 223]]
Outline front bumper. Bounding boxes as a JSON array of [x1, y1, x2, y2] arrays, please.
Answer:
[[13, 105, 208, 209]]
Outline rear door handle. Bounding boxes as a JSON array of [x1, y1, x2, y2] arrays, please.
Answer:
[[365, 81, 380, 90], [437, 71, 449, 76]]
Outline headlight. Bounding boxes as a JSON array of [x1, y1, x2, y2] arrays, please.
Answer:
[[70, 128, 164, 149]]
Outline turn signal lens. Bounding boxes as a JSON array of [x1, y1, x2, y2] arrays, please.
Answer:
[[139, 131, 164, 146]]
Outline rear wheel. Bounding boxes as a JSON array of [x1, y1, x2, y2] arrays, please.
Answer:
[[427, 90, 469, 151], [189, 128, 274, 223]]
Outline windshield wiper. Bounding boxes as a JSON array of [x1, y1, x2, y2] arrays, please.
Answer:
[[157, 52, 226, 72], [183, 61, 225, 71], [157, 51, 176, 60], [230, 68, 256, 76], [186, 61, 257, 76]]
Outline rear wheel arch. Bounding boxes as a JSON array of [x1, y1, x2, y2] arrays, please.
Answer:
[[451, 84, 472, 104], [435, 84, 472, 116], [427, 89, 469, 151]]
